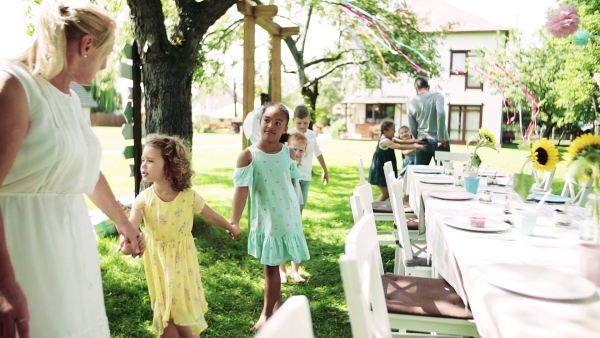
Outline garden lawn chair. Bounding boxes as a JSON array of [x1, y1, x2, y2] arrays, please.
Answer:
[[387, 172, 430, 277], [254, 295, 314, 338], [561, 176, 593, 207], [357, 155, 367, 185], [434, 151, 471, 166], [340, 213, 480, 337]]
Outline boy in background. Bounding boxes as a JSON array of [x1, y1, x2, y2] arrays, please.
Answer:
[[288, 105, 329, 211]]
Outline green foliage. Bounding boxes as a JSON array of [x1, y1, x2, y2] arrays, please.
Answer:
[[472, 28, 597, 138], [330, 118, 346, 138], [89, 71, 122, 113]]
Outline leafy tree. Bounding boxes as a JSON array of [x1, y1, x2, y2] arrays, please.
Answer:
[[88, 70, 122, 113], [472, 30, 595, 139]]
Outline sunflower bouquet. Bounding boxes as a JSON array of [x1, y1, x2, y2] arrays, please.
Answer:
[[466, 128, 498, 172], [513, 138, 559, 201], [563, 133, 600, 243]]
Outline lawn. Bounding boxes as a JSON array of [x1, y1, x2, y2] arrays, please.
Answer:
[[94, 127, 569, 337]]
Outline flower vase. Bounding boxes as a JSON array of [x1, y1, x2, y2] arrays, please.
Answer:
[[579, 193, 600, 286]]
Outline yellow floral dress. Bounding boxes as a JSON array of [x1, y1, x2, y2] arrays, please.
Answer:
[[133, 187, 208, 336]]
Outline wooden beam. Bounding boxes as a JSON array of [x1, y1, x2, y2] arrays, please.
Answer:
[[243, 14, 255, 150], [256, 17, 280, 36], [254, 5, 277, 17], [236, 1, 253, 16], [280, 27, 300, 37], [271, 35, 282, 102]]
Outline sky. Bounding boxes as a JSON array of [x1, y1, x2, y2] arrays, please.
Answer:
[[0, 0, 558, 62]]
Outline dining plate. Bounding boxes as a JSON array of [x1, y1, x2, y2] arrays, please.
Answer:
[[534, 193, 571, 203], [481, 263, 597, 300], [429, 191, 475, 201], [443, 216, 511, 232], [419, 177, 454, 185], [413, 168, 443, 174]]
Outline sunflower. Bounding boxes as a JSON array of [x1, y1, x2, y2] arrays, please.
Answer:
[[531, 138, 559, 171], [479, 127, 496, 144], [563, 133, 600, 164]]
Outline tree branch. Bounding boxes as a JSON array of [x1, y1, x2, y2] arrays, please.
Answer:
[[304, 50, 351, 68], [305, 60, 367, 87], [283, 64, 297, 74], [301, 5, 313, 55], [203, 19, 243, 42]]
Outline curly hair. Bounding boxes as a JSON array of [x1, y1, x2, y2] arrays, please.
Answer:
[[145, 134, 193, 191]]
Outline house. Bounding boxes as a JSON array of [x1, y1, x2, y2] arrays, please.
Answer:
[[70, 82, 98, 116], [341, 0, 509, 143]]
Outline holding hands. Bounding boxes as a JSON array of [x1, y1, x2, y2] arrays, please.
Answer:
[[228, 222, 242, 240]]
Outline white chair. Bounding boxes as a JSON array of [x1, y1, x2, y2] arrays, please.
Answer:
[[357, 155, 367, 185], [434, 151, 471, 166], [355, 183, 395, 222], [340, 214, 480, 337], [526, 161, 556, 192], [388, 173, 431, 277], [561, 176, 593, 207], [255, 295, 314, 338]]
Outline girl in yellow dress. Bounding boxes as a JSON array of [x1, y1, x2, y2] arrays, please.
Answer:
[[124, 134, 241, 338]]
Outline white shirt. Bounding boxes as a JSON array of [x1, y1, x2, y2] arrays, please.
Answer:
[[288, 128, 322, 181]]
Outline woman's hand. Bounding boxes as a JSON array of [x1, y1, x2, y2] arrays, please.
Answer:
[[0, 278, 29, 338], [118, 232, 145, 257], [116, 224, 144, 257]]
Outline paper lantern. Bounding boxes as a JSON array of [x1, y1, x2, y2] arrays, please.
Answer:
[[573, 29, 591, 46], [546, 5, 580, 38]]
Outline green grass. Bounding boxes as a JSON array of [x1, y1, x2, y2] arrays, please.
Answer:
[[95, 128, 569, 337]]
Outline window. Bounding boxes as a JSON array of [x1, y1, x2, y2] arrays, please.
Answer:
[[448, 105, 482, 143], [450, 50, 483, 90], [365, 104, 395, 124]]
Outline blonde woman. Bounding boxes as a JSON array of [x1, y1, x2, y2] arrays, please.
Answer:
[[0, 1, 143, 337]]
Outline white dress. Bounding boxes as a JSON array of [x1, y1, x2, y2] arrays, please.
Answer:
[[0, 62, 109, 337]]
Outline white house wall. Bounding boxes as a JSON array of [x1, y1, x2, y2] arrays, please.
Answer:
[[392, 31, 506, 144]]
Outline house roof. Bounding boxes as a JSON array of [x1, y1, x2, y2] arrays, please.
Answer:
[[70, 83, 98, 108], [411, 0, 509, 33]]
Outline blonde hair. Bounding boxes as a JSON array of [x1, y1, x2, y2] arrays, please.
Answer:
[[17, 0, 116, 80], [288, 132, 308, 150]]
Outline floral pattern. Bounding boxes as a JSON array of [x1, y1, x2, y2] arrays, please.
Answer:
[[133, 188, 208, 336]]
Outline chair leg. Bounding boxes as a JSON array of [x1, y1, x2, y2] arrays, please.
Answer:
[[393, 237, 405, 275]]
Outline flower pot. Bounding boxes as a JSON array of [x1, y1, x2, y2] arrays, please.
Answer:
[[579, 243, 600, 287]]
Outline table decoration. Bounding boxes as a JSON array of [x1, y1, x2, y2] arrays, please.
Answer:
[[466, 127, 498, 173], [513, 138, 559, 202]]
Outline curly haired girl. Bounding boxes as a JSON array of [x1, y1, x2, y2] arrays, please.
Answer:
[[123, 134, 241, 337]]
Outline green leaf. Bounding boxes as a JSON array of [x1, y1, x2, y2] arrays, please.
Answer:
[[514, 173, 536, 201], [471, 153, 482, 168]]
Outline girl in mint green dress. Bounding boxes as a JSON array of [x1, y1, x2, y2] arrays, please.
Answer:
[[232, 102, 310, 332]]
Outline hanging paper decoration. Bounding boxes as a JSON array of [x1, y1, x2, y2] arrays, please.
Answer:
[[546, 5, 580, 39], [594, 73, 600, 87], [572, 29, 591, 46], [340, 0, 431, 76]]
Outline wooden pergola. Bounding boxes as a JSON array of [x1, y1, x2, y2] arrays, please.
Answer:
[[237, 1, 299, 148]]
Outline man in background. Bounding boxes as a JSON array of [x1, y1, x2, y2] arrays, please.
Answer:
[[407, 77, 451, 165]]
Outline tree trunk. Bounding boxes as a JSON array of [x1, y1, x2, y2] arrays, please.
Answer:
[[301, 80, 318, 128], [127, 0, 237, 146], [142, 51, 194, 146]]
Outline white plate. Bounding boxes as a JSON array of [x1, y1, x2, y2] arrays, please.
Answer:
[[429, 191, 475, 201], [534, 193, 570, 203], [413, 168, 443, 174], [443, 216, 511, 232], [419, 177, 454, 185], [481, 263, 597, 300]]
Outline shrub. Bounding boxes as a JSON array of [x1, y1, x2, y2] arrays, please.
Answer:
[[330, 118, 346, 139]]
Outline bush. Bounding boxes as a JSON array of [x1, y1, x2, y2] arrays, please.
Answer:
[[330, 118, 346, 139]]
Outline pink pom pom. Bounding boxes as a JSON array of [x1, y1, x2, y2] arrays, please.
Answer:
[[594, 73, 600, 87], [546, 5, 580, 38]]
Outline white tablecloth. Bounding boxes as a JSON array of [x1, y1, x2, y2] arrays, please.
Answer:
[[404, 165, 600, 338]]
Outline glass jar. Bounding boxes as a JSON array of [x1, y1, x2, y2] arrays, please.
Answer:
[[580, 193, 600, 243]]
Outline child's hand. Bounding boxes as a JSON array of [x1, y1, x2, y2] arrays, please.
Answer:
[[322, 171, 329, 185], [228, 222, 242, 240], [118, 232, 145, 257]]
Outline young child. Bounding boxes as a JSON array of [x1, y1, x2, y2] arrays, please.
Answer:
[[280, 132, 309, 284], [398, 125, 417, 178], [368, 121, 426, 201], [288, 104, 329, 211], [231, 102, 310, 332], [123, 134, 241, 338]]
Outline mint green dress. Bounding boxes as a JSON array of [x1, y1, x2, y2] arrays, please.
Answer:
[[233, 144, 310, 266]]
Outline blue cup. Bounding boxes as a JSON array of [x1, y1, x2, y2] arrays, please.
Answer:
[[464, 177, 480, 194], [514, 207, 537, 236]]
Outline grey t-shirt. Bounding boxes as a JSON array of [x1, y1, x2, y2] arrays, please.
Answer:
[[407, 92, 450, 141]]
